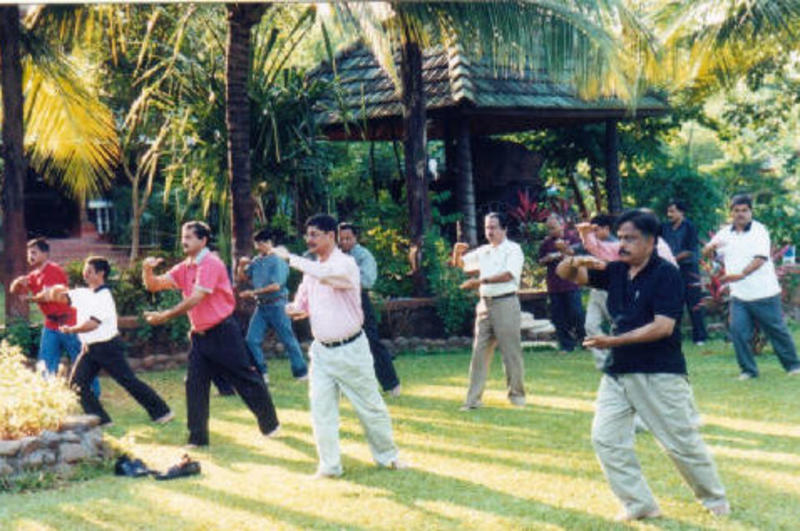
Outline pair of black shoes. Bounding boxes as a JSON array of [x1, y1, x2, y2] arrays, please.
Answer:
[[115, 454, 201, 480]]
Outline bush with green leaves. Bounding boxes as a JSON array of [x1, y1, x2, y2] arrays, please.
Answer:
[[422, 228, 476, 336], [0, 341, 80, 439]]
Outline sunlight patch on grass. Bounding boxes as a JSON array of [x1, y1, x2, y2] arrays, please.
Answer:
[[703, 414, 800, 438], [414, 500, 560, 531], [525, 393, 595, 413], [710, 446, 800, 467]]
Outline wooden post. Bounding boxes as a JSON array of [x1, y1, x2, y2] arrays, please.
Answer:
[[455, 115, 478, 246], [604, 119, 622, 214]]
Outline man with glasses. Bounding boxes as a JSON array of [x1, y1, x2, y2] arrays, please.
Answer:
[[272, 214, 404, 478]]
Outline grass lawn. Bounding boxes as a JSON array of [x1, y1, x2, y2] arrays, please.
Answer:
[[2, 338, 800, 530]]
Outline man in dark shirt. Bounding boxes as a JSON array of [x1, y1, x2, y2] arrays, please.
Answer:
[[662, 200, 707, 344], [556, 210, 728, 521], [538, 214, 585, 352]]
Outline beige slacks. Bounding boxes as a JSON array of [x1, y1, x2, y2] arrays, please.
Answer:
[[464, 295, 525, 407], [591, 373, 727, 517]]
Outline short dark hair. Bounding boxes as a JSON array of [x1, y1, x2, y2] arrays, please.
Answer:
[[730, 194, 753, 210], [306, 214, 338, 234], [590, 214, 616, 229], [616, 209, 660, 240], [667, 199, 687, 213], [338, 222, 359, 237], [86, 256, 111, 280], [183, 221, 212, 243], [27, 237, 49, 253], [254, 228, 274, 243], [485, 211, 507, 230]]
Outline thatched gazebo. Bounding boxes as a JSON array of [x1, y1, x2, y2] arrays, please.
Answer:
[[310, 42, 668, 245]]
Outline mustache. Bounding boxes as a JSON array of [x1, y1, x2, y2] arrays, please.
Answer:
[[618, 249, 631, 256]]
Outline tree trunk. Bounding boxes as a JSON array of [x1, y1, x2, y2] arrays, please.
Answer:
[[604, 119, 622, 214], [226, 4, 268, 269], [400, 37, 428, 295], [1, 7, 29, 322], [566, 167, 589, 220], [455, 116, 477, 246], [130, 179, 142, 265], [589, 164, 604, 213]]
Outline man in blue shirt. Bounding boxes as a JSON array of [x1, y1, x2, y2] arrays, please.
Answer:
[[338, 223, 401, 397], [237, 229, 308, 382], [662, 200, 707, 344]]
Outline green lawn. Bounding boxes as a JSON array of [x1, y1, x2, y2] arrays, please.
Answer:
[[2, 339, 800, 530]]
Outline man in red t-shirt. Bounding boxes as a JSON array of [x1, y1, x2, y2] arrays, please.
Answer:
[[10, 238, 99, 395]]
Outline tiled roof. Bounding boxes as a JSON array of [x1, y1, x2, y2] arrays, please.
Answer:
[[309, 41, 667, 129]]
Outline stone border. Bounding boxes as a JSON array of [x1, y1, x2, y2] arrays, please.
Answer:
[[0, 415, 105, 477]]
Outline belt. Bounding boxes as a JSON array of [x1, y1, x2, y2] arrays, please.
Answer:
[[191, 315, 234, 337], [481, 292, 517, 301], [320, 330, 363, 349]]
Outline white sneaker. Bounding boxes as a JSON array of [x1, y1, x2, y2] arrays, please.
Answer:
[[388, 384, 402, 397], [707, 501, 731, 517], [264, 424, 281, 438], [154, 411, 175, 424], [787, 367, 800, 376], [263, 373, 270, 384], [295, 374, 309, 382], [737, 373, 755, 381]]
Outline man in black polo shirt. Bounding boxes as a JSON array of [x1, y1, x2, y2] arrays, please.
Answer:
[[556, 210, 729, 521]]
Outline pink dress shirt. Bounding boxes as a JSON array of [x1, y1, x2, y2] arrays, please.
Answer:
[[582, 232, 677, 266], [168, 248, 235, 332], [289, 248, 364, 342]]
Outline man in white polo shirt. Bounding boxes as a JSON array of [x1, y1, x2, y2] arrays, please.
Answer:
[[35, 256, 173, 427], [452, 212, 525, 410], [704, 195, 800, 380]]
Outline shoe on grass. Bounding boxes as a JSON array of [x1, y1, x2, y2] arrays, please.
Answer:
[[264, 424, 281, 438], [737, 372, 755, 381], [614, 508, 661, 522], [154, 411, 174, 424], [707, 501, 731, 517], [787, 367, 800, 376]]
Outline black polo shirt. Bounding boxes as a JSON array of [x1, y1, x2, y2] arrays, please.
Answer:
[[587, 255, 686, 375]]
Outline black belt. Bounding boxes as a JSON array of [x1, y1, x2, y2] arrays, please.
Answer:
[[191, 315, 234, 337], [481, 292, 517, 301], [320, 330, 363, 349]]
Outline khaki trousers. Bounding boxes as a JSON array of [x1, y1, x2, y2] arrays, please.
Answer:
[[309, 333, 398, 476], [591, 373, 727, 516], [585, 289, 611, 370], [465, 295, 525, 407]]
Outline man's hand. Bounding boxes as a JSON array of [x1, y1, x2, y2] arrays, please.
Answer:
[[576, 222, 596, 237], [719, 273, 745, 284], [554, 239, 569, 253], [143, 310, 169, 326], [572, 255, 606, 270], [450, 242, 469, 267], [142, 256, 164, 269], [59, 325, 75, 334], [270, 245, 291, 261], [583, 335, 616, 349], [285, 305, 308, 320], [239, 289, 256, 299], [238, 256, 252, 266], [459, 277, 481, 291]]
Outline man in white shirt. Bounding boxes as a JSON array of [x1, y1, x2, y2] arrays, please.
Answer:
[[452, 212, 526, 410], [704, 195, 800, 380], [35, 256, 173, 427]]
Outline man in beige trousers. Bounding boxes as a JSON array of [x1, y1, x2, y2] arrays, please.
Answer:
[[557, 209, 729, 521], [452, 212, 525, 410]]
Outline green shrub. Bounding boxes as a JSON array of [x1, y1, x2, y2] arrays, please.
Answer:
[[422, 228, 476, 336], [0, 341, 80, 439], [0, 319, 41, 357]]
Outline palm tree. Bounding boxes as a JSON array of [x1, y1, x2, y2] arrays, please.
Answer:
[[225, 4, 270, 267], [337, 1, 650, 291], [0, 6, 119, 321]]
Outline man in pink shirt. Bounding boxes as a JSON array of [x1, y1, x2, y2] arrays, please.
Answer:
[[274, 214, 404, 478], [142, 221, 279, 447]]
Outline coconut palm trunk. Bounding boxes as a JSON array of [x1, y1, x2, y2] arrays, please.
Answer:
[[0, 6, 30, 321], [226, 4, 268, 267]]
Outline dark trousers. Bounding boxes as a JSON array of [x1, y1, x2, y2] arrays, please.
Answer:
[[680, 266, 707, 342], [549, 290, 585, 351], [70, 337, 170, 425], [187, 316, 279, 446], [361, 291, 400, 391]]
